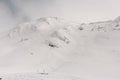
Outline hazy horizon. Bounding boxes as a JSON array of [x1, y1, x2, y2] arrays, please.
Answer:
[[0, 0, 120, 32]]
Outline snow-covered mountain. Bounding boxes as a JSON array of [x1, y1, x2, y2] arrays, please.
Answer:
[[0, 17, 80, 73], [0, 17, 120, 80]]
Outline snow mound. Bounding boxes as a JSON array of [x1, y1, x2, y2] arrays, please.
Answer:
[[8, 23, 37, 37], [8, 17, 68, 38]]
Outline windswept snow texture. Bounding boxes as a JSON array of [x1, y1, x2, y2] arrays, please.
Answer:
[[0, 17, 120, 80]]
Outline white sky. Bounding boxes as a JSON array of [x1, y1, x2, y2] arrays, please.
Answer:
[[0, 0, 120, 32]]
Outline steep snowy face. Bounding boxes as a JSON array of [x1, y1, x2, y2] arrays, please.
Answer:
[[7, 17, 81, 48]]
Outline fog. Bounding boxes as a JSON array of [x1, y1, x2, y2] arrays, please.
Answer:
[[0, 0, 120, 32]]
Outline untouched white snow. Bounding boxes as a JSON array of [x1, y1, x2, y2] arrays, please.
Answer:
[[0, 17, 120, 80]]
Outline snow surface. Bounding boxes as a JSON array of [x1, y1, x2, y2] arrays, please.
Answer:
[[0, 17, 120, 80]]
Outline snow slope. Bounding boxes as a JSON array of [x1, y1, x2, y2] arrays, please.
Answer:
[[0, 17, 120, 80], [0, 17, 80, 73]]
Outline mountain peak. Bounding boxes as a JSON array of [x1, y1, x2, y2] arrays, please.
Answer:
[[37, 17, 64, 25]]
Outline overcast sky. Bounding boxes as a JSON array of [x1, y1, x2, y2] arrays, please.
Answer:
[[0, 0, 120, 32]]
